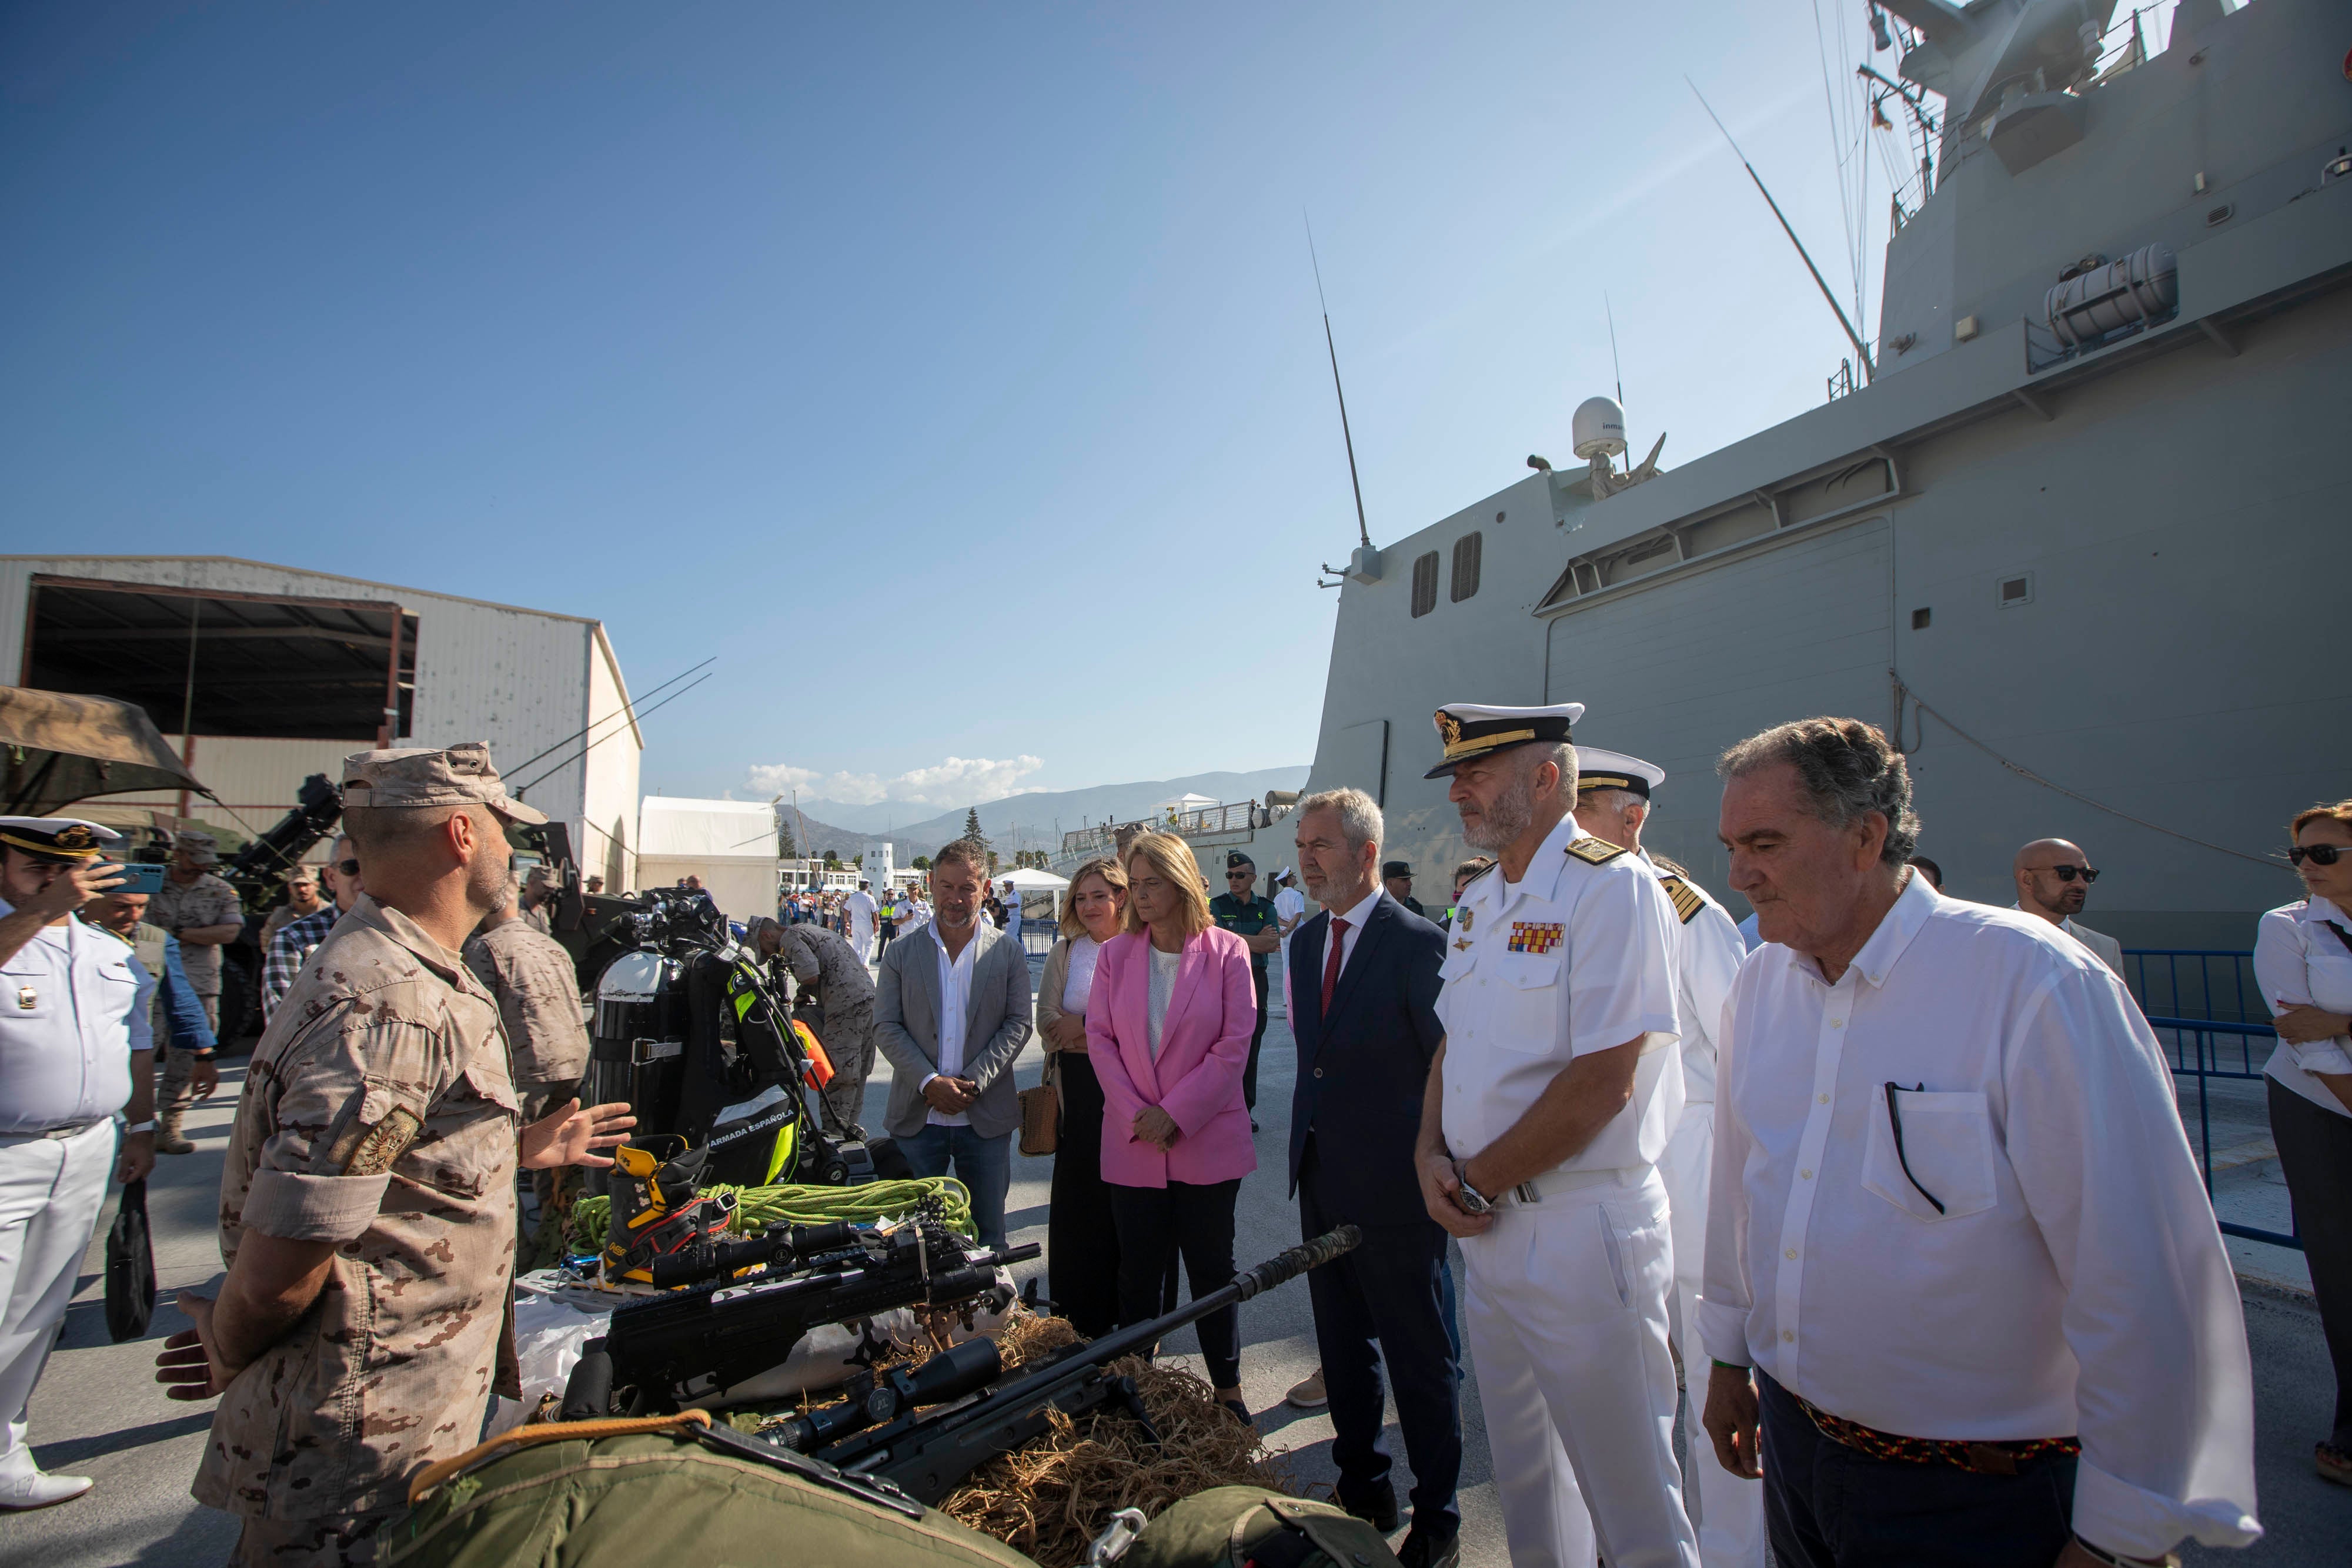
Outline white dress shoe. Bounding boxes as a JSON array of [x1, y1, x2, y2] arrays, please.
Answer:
[[0, 1467, 94, 1510]]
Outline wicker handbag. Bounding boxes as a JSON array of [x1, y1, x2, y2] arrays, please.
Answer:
[[1018, 1049, 1059, 1157]]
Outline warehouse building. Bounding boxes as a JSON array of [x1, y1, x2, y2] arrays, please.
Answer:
[[0, 556, 642, 887]]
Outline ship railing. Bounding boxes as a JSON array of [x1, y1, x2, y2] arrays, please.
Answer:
[[1055, 798, 1299, 869]]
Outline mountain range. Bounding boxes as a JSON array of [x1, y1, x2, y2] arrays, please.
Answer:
[[775, 767, 1308, 861]]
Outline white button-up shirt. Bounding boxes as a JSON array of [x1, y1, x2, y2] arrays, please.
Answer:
[[1437, 813, 1682, 1173], [1319, 887, 1385, 989], [1702, 872, 2259, 1559], [924, 922, 981, 1127], [2251, 895, 2352, 1118], [0, 900, 141, 1134], [1646, 851, 1745, 1106]]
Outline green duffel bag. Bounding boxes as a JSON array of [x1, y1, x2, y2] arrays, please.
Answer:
[[1122, 1486, 1405, 1568], [378, 1413, 1036, 1568]]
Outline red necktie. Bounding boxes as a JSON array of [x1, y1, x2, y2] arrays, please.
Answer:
[[1321, 917, 1349, 1013]]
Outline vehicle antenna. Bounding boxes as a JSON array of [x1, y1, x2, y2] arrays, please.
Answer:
[[1688, 77, 1876, 382], [1305, 213, 1372, 550]]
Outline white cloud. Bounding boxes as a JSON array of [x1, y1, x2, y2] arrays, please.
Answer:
[[746, 755, 1045, 810]]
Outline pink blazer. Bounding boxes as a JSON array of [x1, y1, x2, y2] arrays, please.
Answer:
[[1085, 925, 1259, 1189]]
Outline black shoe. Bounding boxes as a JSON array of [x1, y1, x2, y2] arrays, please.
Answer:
[[1395, 1527, 1459, 1568], [1220, 1398, 1254, 1427], [1338, 1483, 1399, 1535]]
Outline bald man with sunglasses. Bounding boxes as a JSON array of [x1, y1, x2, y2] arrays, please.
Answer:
[[2012, 839, 2124, 978]]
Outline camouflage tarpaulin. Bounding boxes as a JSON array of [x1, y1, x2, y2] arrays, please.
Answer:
[[0, 684, 209, 814]]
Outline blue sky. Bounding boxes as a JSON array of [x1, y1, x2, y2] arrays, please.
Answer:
[[2, 1, 1952, 811]]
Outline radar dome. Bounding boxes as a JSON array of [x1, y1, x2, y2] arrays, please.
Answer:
[[1572, 396, 1628, 460]]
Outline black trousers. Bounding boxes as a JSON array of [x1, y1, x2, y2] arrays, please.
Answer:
[[1110, 1177, 1242, 1388], [1758, 1371, 2076, 1568], [1242, 965, 1269, 1111], [1047, 1051, 1124, 1339], [2272, 1076, 2352, 1445], [1301, 1152, 1462, 1536]]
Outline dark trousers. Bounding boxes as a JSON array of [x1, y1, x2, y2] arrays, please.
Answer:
[[1048, 1051, 1124, 1339], [899, 1123, 1011, 1251], [1110, 1177, 1242, 1388], [1758, 1370, 2076, 1568], [2272, 1076, 2352, 1444], [1242, 966, 1269, 1112], [1301, 1154, 1462, 1536]]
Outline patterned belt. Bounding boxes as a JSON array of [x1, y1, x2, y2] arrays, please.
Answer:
[[1792, 1388, 2080, 1476]]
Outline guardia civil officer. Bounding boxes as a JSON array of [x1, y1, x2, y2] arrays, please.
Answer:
[[0, 818, 152, 1512], [1413, 703, 1699, 1568], [1572, 748, 1761, 1568], [1209, 850, 1284, 1117]]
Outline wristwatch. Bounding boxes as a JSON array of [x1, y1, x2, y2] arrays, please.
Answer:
[[1454, 1162, 1496, 1215], [2072, 1537, 2179, 1568], [125, 1120, 155, 1135]]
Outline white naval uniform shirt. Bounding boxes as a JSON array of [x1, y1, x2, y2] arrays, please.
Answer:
[[1702, 871, 2260, 1559], [1436, 814, 1682, 1175], [0, 899, 141, 1134], [2251, 895, 2352, 1118], [1645, 852, 1745, 1106]]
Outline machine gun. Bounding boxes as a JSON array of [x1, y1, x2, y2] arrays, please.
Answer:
[[786, 1226, 1361, 1506], [563, 1216, 1041, 1417]]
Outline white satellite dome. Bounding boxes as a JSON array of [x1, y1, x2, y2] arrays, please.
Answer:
[[1572, 396, 1628, 460]]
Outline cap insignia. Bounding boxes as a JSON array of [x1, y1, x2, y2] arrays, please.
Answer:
[[1435, 710, 1463, 747], [54, 824, 95, 850]]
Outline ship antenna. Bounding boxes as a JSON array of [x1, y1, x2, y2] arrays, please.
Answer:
[[1306, 214, 1373, 550], [1605, 292, 1626, 410], [1688, 77, 1877, 383]]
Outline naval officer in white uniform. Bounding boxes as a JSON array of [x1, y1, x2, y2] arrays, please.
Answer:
[[0, 817, 152, 1512], [1412, 703, 1699, 1568], [1573, 747, 1762, 1568]]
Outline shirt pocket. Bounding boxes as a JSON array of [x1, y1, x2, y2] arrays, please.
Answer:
[[1, 958, 55, 1021], [1490, 950, 1565, 1054], [1861, 1088, 1999, 1222]]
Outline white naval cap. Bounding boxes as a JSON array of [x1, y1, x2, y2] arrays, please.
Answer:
[[1572, 747, 1666, 798], [1425, 702, 1586, 779], [0, 816, 123, 861]]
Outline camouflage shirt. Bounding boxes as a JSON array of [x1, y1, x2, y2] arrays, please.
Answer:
[[463, 917, 591, 1121], [777, 922, 877, 1010], [196, 895, 520, 1523], [149, 870, 242, 994]]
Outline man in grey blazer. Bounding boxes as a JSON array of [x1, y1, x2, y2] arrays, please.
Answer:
[[874, 837, 1031, 1248]]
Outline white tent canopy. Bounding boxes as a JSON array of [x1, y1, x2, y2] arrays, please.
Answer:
[[636, 796, 780, 920], [1150, 793, 1218, 816], [995, 865, 1070, 927]]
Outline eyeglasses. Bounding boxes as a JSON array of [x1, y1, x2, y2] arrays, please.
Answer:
[[1883, 1082, 1945, 1215], [335, 860, 361, 877], [2045, 864, 2099, 882], [2290, 844, 2349, 867]]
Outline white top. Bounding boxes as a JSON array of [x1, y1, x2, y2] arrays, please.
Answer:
[[1145, 944, 1182, 1060], [1062, 934, 1102, 1015], [125, 949, 159, 1055], [0, 902, 142, 1135], [1702, 872, 2259, 1560], [846, 889, 877, 937], [2010, 903, 2125, 977], [1436, 814, 1682, 1173], [1318, 888, 1384, 991], [2251, 897, 2352, 1119], [1647, 852, 1744, 1106], [925, 925, 981, 1127]]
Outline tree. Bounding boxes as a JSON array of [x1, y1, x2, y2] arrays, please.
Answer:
[[852, 852, 864, 868], [986, 850, 1000, 875], [963, 808, 987, 848], [823, 849, 840, 867], [911, 855, 931, 871], [777, 819, 797, 860]]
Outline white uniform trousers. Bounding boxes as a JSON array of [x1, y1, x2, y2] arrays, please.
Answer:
[[0, 1120, 118, 1477], [1659, 1104, 1767, 1567], [1460, 1165, 1698, 1568]]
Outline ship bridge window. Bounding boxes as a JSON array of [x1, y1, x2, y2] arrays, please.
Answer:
[[1450, 532, 1482, 603], [1411, 552, 1439, 618]]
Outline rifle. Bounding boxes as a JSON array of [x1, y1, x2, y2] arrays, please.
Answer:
[[784, 1225, 1360, 1505], [563, 1217, 1039, 1417]]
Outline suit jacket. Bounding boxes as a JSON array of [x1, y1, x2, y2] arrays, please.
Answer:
[[873, 917, 1033, 1140], [1287, 892, 1446, 1228], [1085, 925, 1259, 1189]]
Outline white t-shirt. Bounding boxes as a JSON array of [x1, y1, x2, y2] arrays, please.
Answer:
[[846, 890, 877, 939], [1146, 945, 1182, 1060]]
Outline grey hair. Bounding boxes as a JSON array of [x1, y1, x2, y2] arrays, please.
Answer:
[[1530, 741, 1577, 790], [1580, 787, 1647, 817], [1717, 717, 1920, 865], [1296, 787, 1383, 852]]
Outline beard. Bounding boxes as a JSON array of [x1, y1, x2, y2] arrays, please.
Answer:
[[1461, 771, 1536, 852]]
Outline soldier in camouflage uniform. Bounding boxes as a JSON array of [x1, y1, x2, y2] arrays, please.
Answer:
[[465, 890, 593, 1252], [753, 916, 878, 1137], [147, 827, 243, 1151], [154, 744, 633, 1566]]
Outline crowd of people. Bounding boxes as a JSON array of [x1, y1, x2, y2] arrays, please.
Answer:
[[0, 698, 2343, 1568]]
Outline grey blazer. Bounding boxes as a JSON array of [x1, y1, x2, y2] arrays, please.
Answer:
[[873, 917, 1033, 1140]]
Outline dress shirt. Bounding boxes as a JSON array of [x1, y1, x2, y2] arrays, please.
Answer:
[[264, 904, 340, 1021], [1062, 934, 1102, 1014], [924, 923, 981, 1126], [2252, 896, 2352, 1118], [0, 902, 140, 1134], [1320, 887, 1385, 988], [1703, 871, 2259, 1559]]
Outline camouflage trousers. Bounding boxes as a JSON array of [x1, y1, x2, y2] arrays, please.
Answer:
[[233, 1507, 397, 1567], [158, 1032, 201, 1110], [806, 1000, 876, 1136]]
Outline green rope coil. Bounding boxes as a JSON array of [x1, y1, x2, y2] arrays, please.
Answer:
[[564, 1176, 974, 1258]]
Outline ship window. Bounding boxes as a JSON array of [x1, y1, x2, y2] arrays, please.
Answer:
[[1997, 573, 2034, 608], [1449, 532, 1482, 603], [1411, 552, 1439, 618], [1912, 607, 1931, 630]]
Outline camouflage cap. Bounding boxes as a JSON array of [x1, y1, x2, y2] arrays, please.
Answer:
[[340, 741, 549, 825], [175, 828, 221, 865]]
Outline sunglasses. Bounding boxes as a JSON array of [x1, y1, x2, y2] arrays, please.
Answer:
[[335, 859, 361, 877], [2290, 844, 2350, 867], [2044, 864, 2099, 882], [1225, 871, 1254, 880]]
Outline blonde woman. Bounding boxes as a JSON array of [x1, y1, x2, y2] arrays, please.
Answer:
[[2254, 799, 2352, 1485], [1085, 831, 1258, 1422], [1038, 857, 1132, 1338]]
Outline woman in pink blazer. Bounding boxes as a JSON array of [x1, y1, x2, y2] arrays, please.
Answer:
[[1086, 831, 1259, 1422]]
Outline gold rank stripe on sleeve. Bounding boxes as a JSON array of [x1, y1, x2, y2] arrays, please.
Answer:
[[1658, 873, 1705, 924], [1565, 836, 1631, 865]]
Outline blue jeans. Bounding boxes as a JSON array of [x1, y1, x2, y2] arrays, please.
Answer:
[[898, 1122, 1013, 1251]]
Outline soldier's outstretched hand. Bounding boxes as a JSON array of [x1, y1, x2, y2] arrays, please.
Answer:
[[155, 1292, 234, 1401], [520, 1099, 637, 1169]]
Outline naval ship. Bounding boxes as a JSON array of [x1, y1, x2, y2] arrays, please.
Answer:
[[1211, 0, 2351, 950]]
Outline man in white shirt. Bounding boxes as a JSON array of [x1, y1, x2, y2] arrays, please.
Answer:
[[1000, 878, 1023, 948], [1701, 718, 2259, 1568], [1413, 701, 1698, 1568], [1573, 747, 1762, 1568], [845, 881, 878, 962], [1271, 867, 1305, 1019], [2012, 837, 2125, 977]]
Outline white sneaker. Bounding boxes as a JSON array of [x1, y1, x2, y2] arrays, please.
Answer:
[[0, 1467, 93, 1510]]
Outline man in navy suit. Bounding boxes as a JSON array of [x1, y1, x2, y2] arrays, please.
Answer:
[[1288, 787, 1462, 1568]]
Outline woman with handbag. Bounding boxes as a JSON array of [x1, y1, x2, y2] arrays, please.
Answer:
[[1037, 857, 1137, 1338], [1087, 831, 1259, 1424]]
